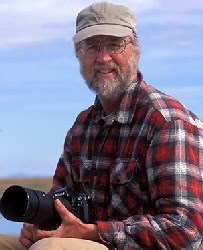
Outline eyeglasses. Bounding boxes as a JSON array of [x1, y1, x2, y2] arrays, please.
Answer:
[[78, 38, 132, 57]]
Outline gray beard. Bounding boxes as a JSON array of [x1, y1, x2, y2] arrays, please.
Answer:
[[80, 54, 137, 100], [86, 76, 133, 100]]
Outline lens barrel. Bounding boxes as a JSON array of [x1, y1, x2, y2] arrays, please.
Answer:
[[0, 185, 62, 230]]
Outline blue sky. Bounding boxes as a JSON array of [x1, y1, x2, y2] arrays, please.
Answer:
[[0, 0, 203, 177]]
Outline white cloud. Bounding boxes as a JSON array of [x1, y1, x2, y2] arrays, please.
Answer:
[[0, 0, 76, 50], [0, 0, 202, 51], [138, 13, 203, 27], [164, 85, 203, 95], [157, 0, 203, 11]]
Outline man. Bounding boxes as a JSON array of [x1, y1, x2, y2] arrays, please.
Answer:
[[0, 1, 203, 249]]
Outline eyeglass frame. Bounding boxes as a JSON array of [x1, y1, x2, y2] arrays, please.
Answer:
[[76, 36, 133, 57]]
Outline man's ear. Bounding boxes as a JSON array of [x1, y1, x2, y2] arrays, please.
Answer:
[[136, 49, 140, 61], [74, 44, 79, 58]]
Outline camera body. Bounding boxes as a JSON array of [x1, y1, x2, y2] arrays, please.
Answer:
[[53, 186, 95, 225], [0, 185, 95, 230]]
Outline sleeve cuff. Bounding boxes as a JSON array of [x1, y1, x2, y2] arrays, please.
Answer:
[[96, 221, 126, 247]]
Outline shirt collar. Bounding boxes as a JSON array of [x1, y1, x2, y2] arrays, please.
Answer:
[[92, 77, 141, 125]]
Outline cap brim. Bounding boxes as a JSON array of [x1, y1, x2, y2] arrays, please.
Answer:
[[73, 24, 133, 43]]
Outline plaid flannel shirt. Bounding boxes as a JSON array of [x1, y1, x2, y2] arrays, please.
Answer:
[[51, 74, 203, 249]]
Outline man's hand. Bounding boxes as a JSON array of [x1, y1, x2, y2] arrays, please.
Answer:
[[19, 223, 35, 248], [19, 199, 100, 248], [52, 199, 99, 240]]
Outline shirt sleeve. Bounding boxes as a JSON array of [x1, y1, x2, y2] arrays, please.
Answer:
[[97, 119, 203, 249], [49, 129, 75, 195]]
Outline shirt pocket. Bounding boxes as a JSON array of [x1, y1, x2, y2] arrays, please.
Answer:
[[108, 158, 143, 219]]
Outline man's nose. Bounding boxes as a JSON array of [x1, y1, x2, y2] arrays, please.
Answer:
[[96, 44, 112, 63]]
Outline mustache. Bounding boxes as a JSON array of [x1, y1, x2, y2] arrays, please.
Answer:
[[93, 62, 119, 73]]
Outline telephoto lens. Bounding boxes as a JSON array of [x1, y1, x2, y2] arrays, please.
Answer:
[[0, 185, 72, 230]]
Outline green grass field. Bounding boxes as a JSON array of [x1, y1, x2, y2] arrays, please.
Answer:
[[0, 177, 52, 197]]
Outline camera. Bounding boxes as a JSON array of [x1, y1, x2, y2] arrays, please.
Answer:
[[0, 185, 95, 230]]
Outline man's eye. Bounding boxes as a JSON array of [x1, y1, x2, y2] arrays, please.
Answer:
[[85, 43, 98, 51], [109, 41, 122, 49]]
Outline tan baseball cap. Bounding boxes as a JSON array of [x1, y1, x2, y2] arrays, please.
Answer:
[[73, 2, 137, 43]]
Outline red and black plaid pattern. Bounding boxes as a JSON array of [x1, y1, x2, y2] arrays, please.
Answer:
[[51, 76, 203, 249]]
